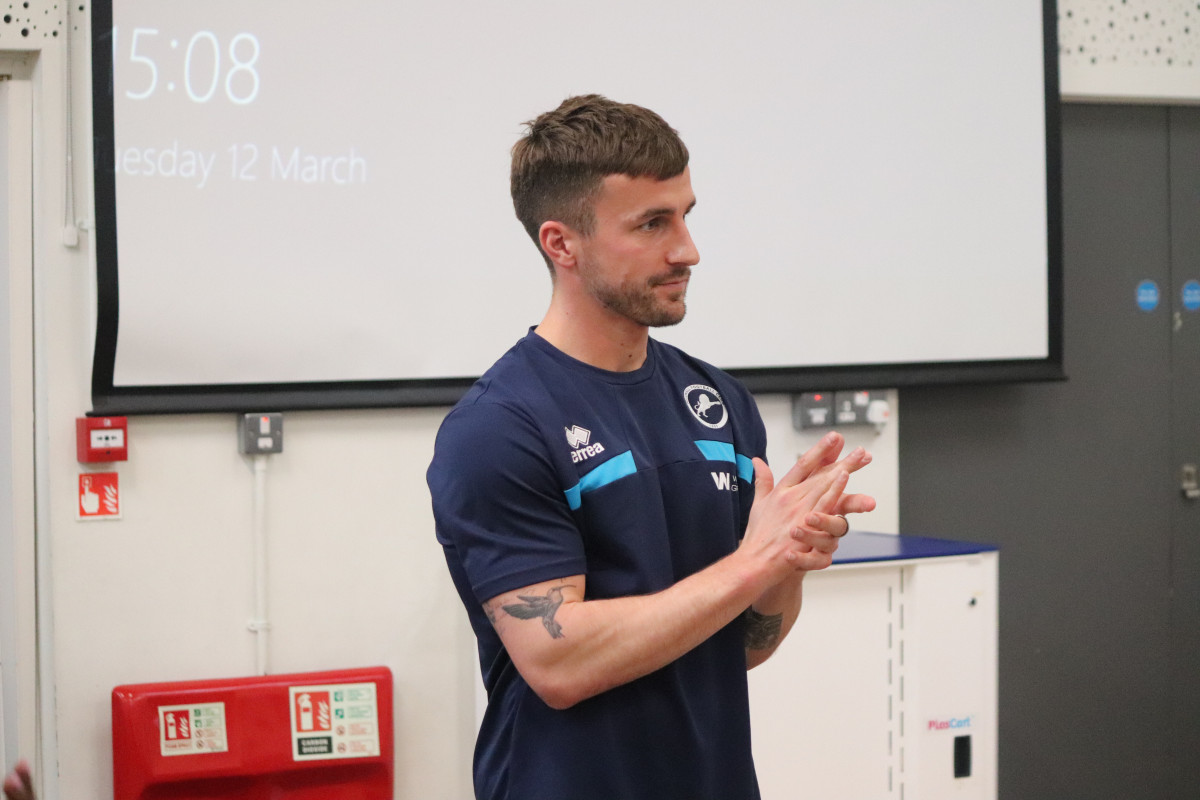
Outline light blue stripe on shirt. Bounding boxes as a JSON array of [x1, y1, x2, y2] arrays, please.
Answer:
[[694, 439, 735, 463], [564, 450, 636, 510], [694, 440, 755, 483], [735, 454, 755, 483]]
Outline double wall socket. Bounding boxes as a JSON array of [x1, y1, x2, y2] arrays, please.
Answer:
[[793, 391, 890, 430]]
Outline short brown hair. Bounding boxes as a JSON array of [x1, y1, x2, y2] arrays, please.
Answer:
[[511, 94, 689, 270]]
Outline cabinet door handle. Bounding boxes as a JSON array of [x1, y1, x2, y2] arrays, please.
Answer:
[[1182, 464, 1200, 500]]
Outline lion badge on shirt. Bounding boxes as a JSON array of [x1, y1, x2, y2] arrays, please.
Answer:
[[683, 384, 728, 429]]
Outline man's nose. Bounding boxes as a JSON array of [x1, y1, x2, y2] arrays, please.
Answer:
[[670, 223, 700, 267]]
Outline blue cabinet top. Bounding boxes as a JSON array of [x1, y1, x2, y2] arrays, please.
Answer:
[[832, 531, 998, 565]]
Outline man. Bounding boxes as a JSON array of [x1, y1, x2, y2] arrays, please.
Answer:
[[2, 761, 34, 800], [427, 95, 874, 799]]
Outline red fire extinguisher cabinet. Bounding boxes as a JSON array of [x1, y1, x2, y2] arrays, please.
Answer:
[[112, 666, 393, 799]]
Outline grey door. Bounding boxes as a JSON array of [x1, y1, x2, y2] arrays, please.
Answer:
[[899, 104, 1199, 798], [1167, 108, 1200, 798]]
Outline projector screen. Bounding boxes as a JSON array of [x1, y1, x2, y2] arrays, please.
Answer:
[[89, 0, 1062, 414]]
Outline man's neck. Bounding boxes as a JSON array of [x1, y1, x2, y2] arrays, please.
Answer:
[[535, 304, 650, 372]]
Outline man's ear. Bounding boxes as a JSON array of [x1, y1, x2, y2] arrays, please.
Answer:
[[539, 220, 579, 272]]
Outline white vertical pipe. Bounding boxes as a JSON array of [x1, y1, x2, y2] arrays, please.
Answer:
[[251, 454, 270, 675], [31, 111, 60, 800]]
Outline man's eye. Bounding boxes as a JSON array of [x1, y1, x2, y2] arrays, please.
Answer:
[[640, 218, 662, 231]]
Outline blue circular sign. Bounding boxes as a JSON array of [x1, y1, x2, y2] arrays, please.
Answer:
[[1182, 280, 1200, 312], [1136, 280, 1160, 312]]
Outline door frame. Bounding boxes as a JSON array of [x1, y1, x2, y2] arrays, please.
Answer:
[[0, 53, 40, 787]]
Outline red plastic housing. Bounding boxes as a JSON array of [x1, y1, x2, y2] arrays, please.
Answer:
[[112, 666, 393, 799], [76, 416, 128, 462]]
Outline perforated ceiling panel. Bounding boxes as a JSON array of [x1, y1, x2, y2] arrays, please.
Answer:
[[0, 0, 69, 48], [1059, 0, 1200, 100]]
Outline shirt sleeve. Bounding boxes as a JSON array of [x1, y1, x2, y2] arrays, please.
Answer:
[[428, 399, 586, 603]]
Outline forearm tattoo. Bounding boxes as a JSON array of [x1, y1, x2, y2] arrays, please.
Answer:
[[484, 585, 573, 639], [743, 607, 784, 651]]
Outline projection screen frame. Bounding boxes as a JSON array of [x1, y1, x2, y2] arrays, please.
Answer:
[[88, 0, 1064, 416]]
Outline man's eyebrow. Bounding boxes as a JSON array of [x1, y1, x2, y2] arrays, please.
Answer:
[[633, 199, 697, 222]]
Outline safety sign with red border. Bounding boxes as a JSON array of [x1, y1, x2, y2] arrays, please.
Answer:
[[78, 472, 120, 520], [157, 702, 228, 756], [288, 682, 380, 761]]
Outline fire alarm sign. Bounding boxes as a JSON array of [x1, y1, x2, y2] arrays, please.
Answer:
[[78, 472, 120, 520]]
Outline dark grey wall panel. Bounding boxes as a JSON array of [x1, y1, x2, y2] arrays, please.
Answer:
[[1167, 106, 1200, 799], [900, 104, 1180, 799]]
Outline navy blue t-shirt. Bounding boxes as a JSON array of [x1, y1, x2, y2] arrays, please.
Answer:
[[428, 330, 767, 800]]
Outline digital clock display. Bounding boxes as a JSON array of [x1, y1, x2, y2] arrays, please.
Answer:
[[115, 27, 261, 104]]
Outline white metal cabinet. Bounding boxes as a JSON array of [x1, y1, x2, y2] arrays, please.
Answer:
[[750, 532, 998, 800]]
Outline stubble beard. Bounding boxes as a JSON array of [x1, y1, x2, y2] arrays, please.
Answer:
[[580, 258, 690, 328]]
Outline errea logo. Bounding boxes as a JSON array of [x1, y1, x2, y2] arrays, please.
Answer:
[[564, 425, 591, 449], [684, 384, 728, 429], [566, 425, 606, 464]]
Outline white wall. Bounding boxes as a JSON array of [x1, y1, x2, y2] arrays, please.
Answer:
[[0, 63, 15, 774], [1, 6, 899, 798], [55, 410, 478, 798], [0, 53, 38, 789]]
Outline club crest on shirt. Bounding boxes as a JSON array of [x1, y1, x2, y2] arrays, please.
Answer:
[[565, 425, 606, 463], [683, 384, 728, 429]]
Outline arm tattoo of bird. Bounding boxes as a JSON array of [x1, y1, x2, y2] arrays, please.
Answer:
[[501, 585, 573, 639], [743, 607, 784, 651]]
